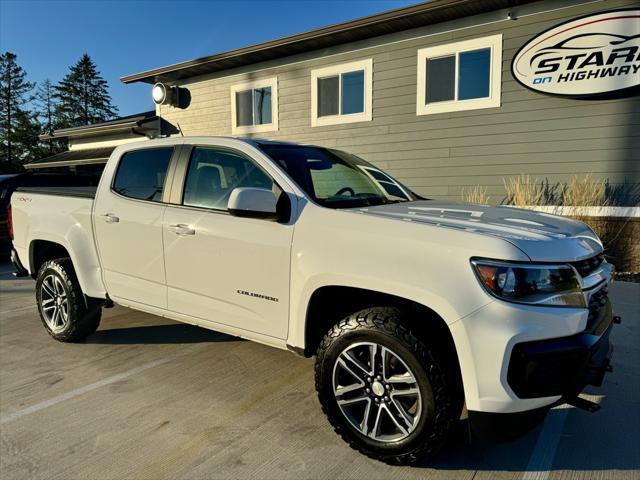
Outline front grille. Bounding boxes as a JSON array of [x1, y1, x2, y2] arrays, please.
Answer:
[[570, 253, 604, 278]]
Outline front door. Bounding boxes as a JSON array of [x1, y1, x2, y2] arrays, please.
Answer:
[[93, 146, 175, 308], [162, 145, 293, 339]]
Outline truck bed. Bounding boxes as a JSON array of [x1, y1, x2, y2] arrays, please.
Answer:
[[10, 186, 99, 288], [15, 186, 97, 199]]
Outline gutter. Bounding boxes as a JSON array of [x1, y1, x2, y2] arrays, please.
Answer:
[[39, 117, 158, 141]]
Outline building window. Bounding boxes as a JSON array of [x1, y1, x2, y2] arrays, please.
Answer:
[[416, 34, 502, 115], [230, 77, 278, 134], [311, 58, 373, 127]]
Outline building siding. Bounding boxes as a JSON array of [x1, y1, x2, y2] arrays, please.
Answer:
[[157, 0, 640, 204]]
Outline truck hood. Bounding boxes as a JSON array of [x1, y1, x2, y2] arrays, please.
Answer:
[[356, 201, 602, 262]]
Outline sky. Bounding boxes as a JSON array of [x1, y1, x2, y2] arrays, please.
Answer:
[[1, 0, 419, 116]]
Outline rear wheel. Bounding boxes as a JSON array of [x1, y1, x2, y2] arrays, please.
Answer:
[[36, 258, 101, 342], [315, 307, 460, 464]]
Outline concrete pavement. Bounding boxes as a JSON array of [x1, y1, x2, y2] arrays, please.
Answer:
[[0, 264, 638, 479]]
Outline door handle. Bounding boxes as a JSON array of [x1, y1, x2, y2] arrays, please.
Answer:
[[169, 224, 195, 236], [100, 213, 120, 224]]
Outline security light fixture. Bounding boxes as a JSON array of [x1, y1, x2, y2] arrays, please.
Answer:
[[152, 82, 177, 106]]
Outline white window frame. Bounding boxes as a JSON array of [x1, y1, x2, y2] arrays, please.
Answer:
[[311, 58, 373, 127], [230, 77, 278, 135], [416, 34, 502, 116]]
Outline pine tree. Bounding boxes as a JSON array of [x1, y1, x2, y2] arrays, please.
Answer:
[[34, 79, 64, 154], [54, 54, 118, 128], [12, 109, 42, 164], [0, 52, 35, 167]]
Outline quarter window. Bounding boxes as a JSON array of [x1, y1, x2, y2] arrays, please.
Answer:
[[230, 78, 278, 134], [417, 35, 502, 115], [311, 59, 372, 127], [360, 167, 411, 200], [112, 148, 173, 202], [183, 147, 273, 211]]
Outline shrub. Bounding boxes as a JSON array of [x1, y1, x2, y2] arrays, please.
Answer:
[[563, 174, 608, 210], [461, 185, 490, 204], [502, 175, 566, 207], [466, 174, 637, 272]]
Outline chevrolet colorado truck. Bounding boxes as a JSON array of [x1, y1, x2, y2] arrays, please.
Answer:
[[8, 137, 616, 464]]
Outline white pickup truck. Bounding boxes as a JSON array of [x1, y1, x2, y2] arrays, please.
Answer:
[[9, 137, 616, 464]]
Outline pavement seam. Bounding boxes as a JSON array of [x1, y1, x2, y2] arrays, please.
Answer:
[[0, 354, 181, 425]]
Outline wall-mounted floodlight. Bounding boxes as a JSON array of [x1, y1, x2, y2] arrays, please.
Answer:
[[152, 82, 177, 106]]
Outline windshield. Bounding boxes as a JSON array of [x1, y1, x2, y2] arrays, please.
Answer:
[[258, 144, 419, 208]]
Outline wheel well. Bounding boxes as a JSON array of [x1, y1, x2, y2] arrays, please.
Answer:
[[304, 285, 464, 404], [29, 240, 71, 278], [305, 286, 455, 356]]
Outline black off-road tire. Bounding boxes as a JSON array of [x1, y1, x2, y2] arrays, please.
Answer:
[[35, 258, 102, 342], [315, 306, 461, 465]]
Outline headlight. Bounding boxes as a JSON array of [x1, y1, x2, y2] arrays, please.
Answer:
[[471, 259, 585, 308]]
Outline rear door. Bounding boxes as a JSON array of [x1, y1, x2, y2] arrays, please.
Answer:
[[93, 146, 178, 308], [162, 143, 294, 339]]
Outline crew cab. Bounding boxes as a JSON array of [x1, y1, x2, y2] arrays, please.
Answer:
[[8, 137, 616, 464]]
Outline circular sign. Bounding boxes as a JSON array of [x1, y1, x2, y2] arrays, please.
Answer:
[[511, 9, 640, 98]]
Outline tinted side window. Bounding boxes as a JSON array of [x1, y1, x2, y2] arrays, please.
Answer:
[[112, 148, 173, 202], [183, 147, 273, 210]]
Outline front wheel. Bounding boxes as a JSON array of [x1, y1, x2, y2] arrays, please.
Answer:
[[315, 307, 460, 464], [36, 258, 102, 342]]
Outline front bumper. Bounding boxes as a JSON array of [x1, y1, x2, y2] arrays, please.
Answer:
[[450, 280, 615, 414], [457, 280, 616, 441], [467, 296, 615, 441], [507, 294, 614, 399]]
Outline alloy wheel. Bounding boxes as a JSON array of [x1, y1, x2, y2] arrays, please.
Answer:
[[40, 274, 69, 333], [332, 341, 422, 442]]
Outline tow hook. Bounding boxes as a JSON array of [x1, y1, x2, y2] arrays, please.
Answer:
[[613, 315, 622, 324], [567, 396, 601, 413]]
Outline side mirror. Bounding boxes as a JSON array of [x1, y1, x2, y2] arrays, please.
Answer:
[[227, 187, 279, 220]]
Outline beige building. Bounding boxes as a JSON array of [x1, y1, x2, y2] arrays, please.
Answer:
[[120, 0, 639, 205]]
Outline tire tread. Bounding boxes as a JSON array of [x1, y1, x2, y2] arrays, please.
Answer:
[[36, 258, 101, 342], [314, 307, 458, 465]]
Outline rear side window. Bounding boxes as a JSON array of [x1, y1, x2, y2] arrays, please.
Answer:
[[112, 148, 173, 202]]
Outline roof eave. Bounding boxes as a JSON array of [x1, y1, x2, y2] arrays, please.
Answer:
[[121, 0, 531, 84], [39, 116, 158, 141]]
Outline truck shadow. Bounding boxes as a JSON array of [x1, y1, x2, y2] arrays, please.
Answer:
[[86, 323, 242, 345], [419, 398, 640, 472]]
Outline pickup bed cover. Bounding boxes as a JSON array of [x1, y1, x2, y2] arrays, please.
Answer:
[[15, 186, 97, 199]]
